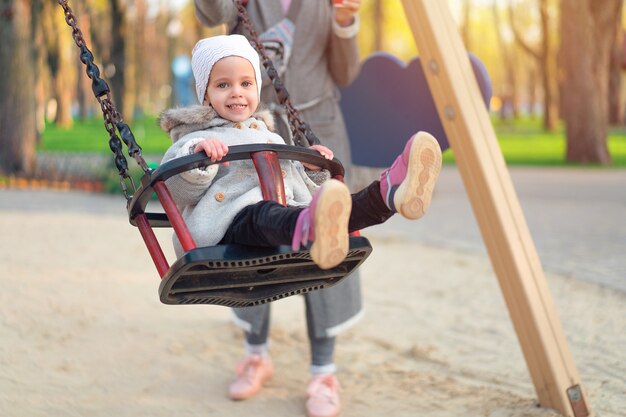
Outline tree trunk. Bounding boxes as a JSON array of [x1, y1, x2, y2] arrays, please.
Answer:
[[32, 0, 45, 136], [539, 0, 558, 131], [373, 0, 383, 51], [461, 0, 471, 50], [109, 0, 126, 118], [560, 0, 622, 164], [608, 30, 623, 125], [492, 1, 518, 119], [527, 65, 537, 116], [508, 0, 558, 131], [54, 39, 75, 128], [75, 5, 94, 121], [0, 0, 37, 176]]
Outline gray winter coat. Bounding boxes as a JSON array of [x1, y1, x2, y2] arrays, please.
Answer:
[[160, 105, 317, 254], [189, 0, 364, 338]]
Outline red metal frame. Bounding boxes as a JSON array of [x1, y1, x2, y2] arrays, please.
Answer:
[[251, 151, 286, 205], [153, 180, 197, 252], [135, 213, 170, 277]]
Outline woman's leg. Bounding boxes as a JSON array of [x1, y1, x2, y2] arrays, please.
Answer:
[[305, 299, 337, 374], [229, 307, 274, 401], [244, 305, 271, 355], [305, 302, 341, 417]]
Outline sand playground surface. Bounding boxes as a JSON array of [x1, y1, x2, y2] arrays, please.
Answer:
[[1, 189, 625, 417]]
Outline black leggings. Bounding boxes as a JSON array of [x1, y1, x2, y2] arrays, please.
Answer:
[[219, 180, 393, 247]]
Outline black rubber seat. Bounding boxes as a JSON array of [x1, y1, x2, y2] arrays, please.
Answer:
[[159, 237, 372, 307]]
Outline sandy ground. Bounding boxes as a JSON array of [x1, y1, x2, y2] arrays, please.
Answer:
[[1, 189, 625, 417]]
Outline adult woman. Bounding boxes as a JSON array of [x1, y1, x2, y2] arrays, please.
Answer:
[[193, 2, 362, 416]]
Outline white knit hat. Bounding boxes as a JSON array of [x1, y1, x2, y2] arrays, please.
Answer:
[[191, 34, 262, 105]]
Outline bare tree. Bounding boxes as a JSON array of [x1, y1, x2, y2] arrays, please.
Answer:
[[460, 0, 472, 50], [608, 29, 624, 125], [109, 0, 127, 118], [560, 0, 622, 164], [373, 0, 383, 51], [74, 1, 96, 121], [0, 0, 38, 176], [508, 0, 559, 131], [492, 1, 519, 119]]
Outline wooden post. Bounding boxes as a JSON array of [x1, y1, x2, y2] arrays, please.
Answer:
[[400, 1, 591, 416]]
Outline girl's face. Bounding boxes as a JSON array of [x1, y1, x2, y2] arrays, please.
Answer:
[[205, 56, 259, 122]]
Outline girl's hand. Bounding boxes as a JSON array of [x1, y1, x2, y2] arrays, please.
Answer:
[[194, 138, 229, 165], [333, 0, 361, 27], [303, 145, 334, 170]]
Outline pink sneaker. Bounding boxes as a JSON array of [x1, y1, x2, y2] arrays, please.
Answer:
[[379, 131, 442, 220], [292, 179, 351, 270], [228, 354, 274, 401], [305, 374, 341, 417]]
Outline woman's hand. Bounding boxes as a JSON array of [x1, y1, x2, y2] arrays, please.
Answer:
[[194, 138, 229, 165], [303, 144, 334, 170], [333, 0, 361, 27]]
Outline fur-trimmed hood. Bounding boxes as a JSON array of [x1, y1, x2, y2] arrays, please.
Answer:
[[158, 105, 276, 142]]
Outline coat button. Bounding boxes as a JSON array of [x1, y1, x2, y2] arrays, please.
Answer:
[[215, 192, 225, 202], [234, 122, 243, 129], [250, 122, 258, 129], [281, 169, 287, 178]]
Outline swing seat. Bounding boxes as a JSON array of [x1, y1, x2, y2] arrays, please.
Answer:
[[158, 238, 371, 307], [127, 144, 372, 307]]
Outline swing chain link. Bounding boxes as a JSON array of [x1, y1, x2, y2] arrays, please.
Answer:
[[233, 0, 320, 147], [57, 0, 148, 200]]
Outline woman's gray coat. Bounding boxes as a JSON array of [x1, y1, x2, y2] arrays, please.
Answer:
[[193, 0, 363, 338]]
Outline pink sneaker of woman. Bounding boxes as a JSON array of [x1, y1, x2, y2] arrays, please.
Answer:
[[305, 374, 341, 417], [228, 354, 274, 400]]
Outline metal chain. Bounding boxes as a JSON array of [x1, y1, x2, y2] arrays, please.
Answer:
[[233, 0, 320, 147], [57, 0, 148, 200]]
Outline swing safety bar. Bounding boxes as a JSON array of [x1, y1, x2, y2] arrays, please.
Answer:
[[128, 144, 370, 307]]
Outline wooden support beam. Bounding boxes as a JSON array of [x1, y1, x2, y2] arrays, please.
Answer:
[[400, 1, 591, 416]]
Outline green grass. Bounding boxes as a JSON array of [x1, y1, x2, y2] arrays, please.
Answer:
[[40, 115, 626, 168], [442, 116, 626, 167], [39, 116, 171, 156]]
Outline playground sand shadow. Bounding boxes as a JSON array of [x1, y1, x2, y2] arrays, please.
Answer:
[[1, 192, 624, 417]]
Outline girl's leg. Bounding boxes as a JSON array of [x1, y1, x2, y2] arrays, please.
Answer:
[[221, 179, 352, 270], [348, 180, 393, 232], [348, 131, 442, 231], [220, 200, 301, 247]]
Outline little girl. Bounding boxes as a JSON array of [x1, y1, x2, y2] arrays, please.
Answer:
[[160, 34, 441, 416]]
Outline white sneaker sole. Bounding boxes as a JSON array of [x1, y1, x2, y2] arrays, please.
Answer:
[[310, 179, 351, 270], [394, 131, 442, 220]]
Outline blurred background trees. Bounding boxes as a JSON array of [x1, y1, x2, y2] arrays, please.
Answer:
[[0, 0, 625, 176]]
